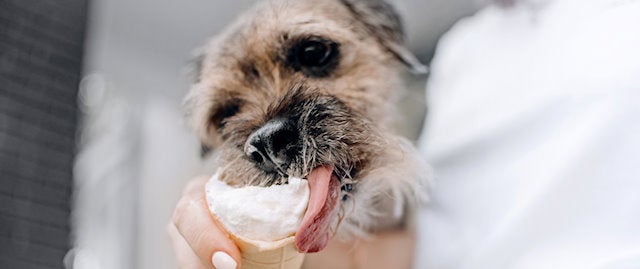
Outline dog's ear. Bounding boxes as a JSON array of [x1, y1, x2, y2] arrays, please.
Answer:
[[186, 47, 206, 84], [185, 48, 211, 158], [340, 0, 427, 74]]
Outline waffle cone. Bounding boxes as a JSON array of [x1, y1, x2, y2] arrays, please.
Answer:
[[209, 213, 304, 269], [230, 234, 304, 269]]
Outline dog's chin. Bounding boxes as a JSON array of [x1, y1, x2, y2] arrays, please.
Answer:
[[331, 136, 431, 240], [290, 137, 430, 252]]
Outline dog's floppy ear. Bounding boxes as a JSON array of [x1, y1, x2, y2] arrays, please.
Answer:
[[340, 0, 427, 74]]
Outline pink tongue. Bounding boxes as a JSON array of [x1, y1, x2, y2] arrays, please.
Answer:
[[295, 165, 341, 253]]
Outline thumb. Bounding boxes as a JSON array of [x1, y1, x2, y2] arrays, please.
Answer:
[[172, 177, 242, 269]]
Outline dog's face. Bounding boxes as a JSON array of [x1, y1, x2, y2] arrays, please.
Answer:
[[185, 0, 428, 253]]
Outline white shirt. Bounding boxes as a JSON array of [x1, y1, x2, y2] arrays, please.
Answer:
[[415, 0, 640, 268]]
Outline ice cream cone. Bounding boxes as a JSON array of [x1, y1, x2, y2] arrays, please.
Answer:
[[231, 234, 304, 269], [205, 172, 307, 269]]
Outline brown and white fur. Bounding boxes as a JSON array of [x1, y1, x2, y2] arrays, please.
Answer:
[[184, 0, 430, 246]]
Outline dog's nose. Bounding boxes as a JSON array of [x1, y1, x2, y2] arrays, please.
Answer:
[[244, 118, 299, 174]]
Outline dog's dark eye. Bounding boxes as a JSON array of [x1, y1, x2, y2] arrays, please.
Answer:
[[287, 38, 339, 77], [211, 100, 241, 130], [298, 41, 332, 67]]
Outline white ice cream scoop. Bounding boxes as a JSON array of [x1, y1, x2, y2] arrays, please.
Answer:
[[205, 172, 310, 242], [206, 172, 311, 269]]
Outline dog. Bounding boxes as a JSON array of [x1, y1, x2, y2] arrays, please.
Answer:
[[184, 0, 430, 254]]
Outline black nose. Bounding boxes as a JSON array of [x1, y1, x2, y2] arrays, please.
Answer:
[[244, 118, 299, 174]]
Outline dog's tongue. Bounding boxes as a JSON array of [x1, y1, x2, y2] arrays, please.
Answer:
[[295, 165, 341, 253]]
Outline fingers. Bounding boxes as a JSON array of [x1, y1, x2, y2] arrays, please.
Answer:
[[171, 177, 242, 269], [167, 222, 209, 269]]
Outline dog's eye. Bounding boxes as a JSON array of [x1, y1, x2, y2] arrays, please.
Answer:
[[287, 38, 339, 77], [298, 40, 333, 67], [211, 100, 241, 130]]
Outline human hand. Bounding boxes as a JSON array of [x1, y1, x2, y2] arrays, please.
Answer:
[[168, 177, 241, 269]]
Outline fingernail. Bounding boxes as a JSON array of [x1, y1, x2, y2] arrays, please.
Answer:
[[212, 251, 237, 269]]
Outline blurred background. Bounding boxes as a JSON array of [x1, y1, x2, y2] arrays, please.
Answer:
[[4, 0, 640, 268], [0, 0, 486, 268]]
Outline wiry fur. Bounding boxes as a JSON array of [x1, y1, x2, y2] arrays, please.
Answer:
[[184, 0, 430, 240]]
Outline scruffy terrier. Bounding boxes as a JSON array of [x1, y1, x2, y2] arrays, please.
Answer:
[[184, 0, 430, 254]]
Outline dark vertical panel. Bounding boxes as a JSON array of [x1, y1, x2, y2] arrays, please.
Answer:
[[0, 0, 87, 268]]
